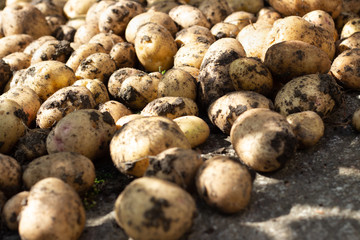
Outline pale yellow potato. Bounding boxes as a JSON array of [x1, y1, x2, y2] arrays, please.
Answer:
[[175, 25, 215, 47], [303, 10, 338, 41], [23, 35, 56, 56], [226, 0, 263, 13], [2, 52, 31, 71], [341, 18, 360, 39], [177, 66, 200, 83], [0, 34, 33, 59], [352, 108, 360, 132], [88, 33, 123, 53], [31, 40, 73, 64], [75, 53, 116, 82], [109, 42, 136, 68], [2, 191, 29, 230], [211, 22, 240, 39], [63, 0, 97, 19], [115, 114, 144, 129], [337, 32, 360, 53], [73, 23, 100, 45], [4, 69, 27, 91], [72, 79, 110, 106], [85, 0, 115, 25], [224, 11, 256, 30], [66, 17, 86, 30], [256, 7, 281, 25], [98, 100, 132, 123], [173, 115, 210, 148], [169, 4, 211, 29], [0, 153, 22, 196]]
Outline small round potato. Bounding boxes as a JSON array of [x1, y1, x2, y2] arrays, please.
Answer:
[[72, 79, 110, 106], [63, 0, 97, 19], [98, 100, 132, 123], [352, 108, 360, 132], [2, 191, 29, 230], [196, 156, 253, 213], [175, 25, 215, 47], [31, 40, 73, 64], [174, 42, 210, 69], [341, 18, 360, 39], [169, 4, 211, 29], [73, 23, 100, 45], [2, 52, 31, 71], [75, 53, 116, 82], [211, 22, 240, 39], [114, 177, 196, 240], [53, 25, 76, 42], [66, 43, 107, 72], [0, 153, 22, 197], [256, 8, 282, 25], [85, 0, 115, 25], [230, 108, 297, 172], [224, 11, 256, 31], [109, 42, 137, 68], [198, 0, 232, 26]]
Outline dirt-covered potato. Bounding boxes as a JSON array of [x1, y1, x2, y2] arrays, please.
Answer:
[[352, 108, 360, 132], [63, 0, 97, 19], [330, 48, 360, 90], [174, 42, 210, 69], [157, 68, 197, 100], [66, 42, 107, 72], [75, 53, 116, 82], [0, 154, 22, 197], [0, 99, 27, 154], [169, 4, 211, 29], [0, 86, 41, 126], [141, 97, 199, 119], [109, 42, 136, 69], [98, 100, 132, 123], [177, 66, 200, 82], [2, 191, 29, 230], [286, 111, 325, 149], [72, 79, 110, 106], [208, 91, 274, 135], [46, 15, 67, 34], [144, 147, 203, 188], [85, 0, 115, 25], [337, 32, 360, 53], [303, 10, 338, 41], [341, 18, 360, 39], [23, 35, 56, 56], [110, 116, 191, 177], [30, 40, 73, 64], [22, 152, 95, 194], [0, 34, 33, 59], [18, 178, 86, 240], [230, 57, 273, 96], [264, 40, 332, 83], [274, 74, 343, 117], [211, 22, 240, 39], [46, 109, 116, 160], [230, 108, 297, 172], [2, 52, 31, 71], [88, 33, 123, 53], [134, 22, 178, 72], [36, 86, 96, 129], [1, 3, 51, 38], [125, 11, 178, 44], [53, 25, 76, 42], [114, 177, 196, 240], [196, 156, 252, 213], [226, 0, 263, 13], [115, 114, 145, 129], [73, 23, 100, 45], [173, 115, 210, 148], [198, 0, 232, 26], [175, 25, 215, 47], [22, 60, 77, 101]]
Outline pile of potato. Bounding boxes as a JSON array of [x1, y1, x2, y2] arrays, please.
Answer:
[[0, 0, 360, 239]]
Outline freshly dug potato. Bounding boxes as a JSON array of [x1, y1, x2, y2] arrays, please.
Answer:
[[230, 57, 273, 96], [114, 177, 196, 240], [341, 18, 360, 39], [75, 53, 116, 82], [1, 3, 51, 38], [3, 69, 26, 92], [63, 0, 97, 19], [109, 42, 137, 68], [264, 40, 332, 83], [303, 10, 338, 41], [110, 116, 191, 177], [115, 114, 145, 129], [352, 108, 360, 132], [88, 33, 124, 53], [0, 34, 33, 59], [72, 79, 110, 106], [337, 32, 360, 53], [12, 128, 50, 164], [146, 0, 184, 13], [2, 191, 29, 231], [198, 0, 232, 26], [2, 52, 31, 71], [230, 108, 297, 172], [226, 0, 263, 13], [268, 0, 342, 18], [0, 153, 22, 197], [141, 97, 199, 120], [46, 15, 67, 34], [18, 178, 86, 240], [46, 109, 116, 160], [177, 66, 200, 82], [30, 40, 73, 64], [134, 22, 178, 72], [256, 7, 282, 25], [98, 100, 132, 123], [0, 86, 41, 126], [23, 35, 56, 56], [330, 48, 360, 90], [66, 42, 107, 72], [0, 99, 27, 154], [274, 74, 343, 117], [125, 11, 178, 44], [169, 4, 211, 29], [145, 147, 203, 188], [224, 11, 256, 31], [173, 115, 210, 148], [286, 111, 325, 148], [175, 25, 215, 47], [32, 0, 64, 16], [157, 68, 197, 100], [211, 22, 240, 39], [208, 91, 274, 135], [52, 25, 76, 42], [36, 86, 96, 129], [22, 152, 95, 194], [174, 42, 210, 69], [196, 156, 252, 213], [22, 60, 77, 101], [85, 0, 115, 25], [73, 23, 100, 45]]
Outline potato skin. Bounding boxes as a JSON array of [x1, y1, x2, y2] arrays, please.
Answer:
[[0, 154, 22, 197], [2, 191, 29, 230], [72, 79, 110, 106], [169, 4, 211, 29], [66, 43, 107, 72], [175, 25, 215, 47], [31, 40, 73, 64], [98, 100, 132, 123], [114, 177, 196, 240]]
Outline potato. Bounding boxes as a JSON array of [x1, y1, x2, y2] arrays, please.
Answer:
[[46, 109, 116, 160], [226, 0, 263, 13], [230, 57, 273, 96], [18, 178, 86, 240], [75, 52, 116, 82], [0, 153, 22, 197], [4, 69, 27, 92], [66, 42, 107, 72], [0, 60, 12, 92], [46, 15, 67, 33], [144, 147, 203, 188], [196, 156, 252, 213], [141, 97, 199, 119], [36, 86, 96, 129], [98, 100, 132, 123], [73, 23, 100, 45], [169, 4, 211, 29], [52, 25, 76, 42], [0, 86, 41, 126], [1, 3, 51, 38], [85, 0, 115, 25], [264, 40, 332, 83], [146, 0, 184, 13], [256, 7, 282, 25], [274, 74, 343, 117], [335, 11, 359, 32], [211, 22, 240, 39], [198, 0, 232, 26], [230, 108, 297, 172], [72, 79, 110, 106], [109, 42, 136, 68], [22, 152, 95, 194], [2, 52, 31, 71], [31, 40, 73, 64], [110, 116, 191, 177], [0, 99, 27, 154], [0, 34, 33, 59], [115, 114, 144, 129], [22, 60, 77, 101], [63, 0, 97, 19], [208, 91, 274, 135], [342, 0, 360, 14], [268, 0, 342, 18], [32, 0, 64, 16], [114, 177, 196, 240], [125, 11, 178, 44], [352, 108, 360, 132], [157, 68, 197, 100], [286, 111, 325, 148], [175, 25, 215, 47], [330, 48, 360, 90], [177, 66, 200, 82], [88, 33, 123, 53], [224, 11, 256, 30], [337, 32, 360, 53], [173, 115, 210, 148], [341, 18, 360, 39], [66, 17, 86, 30], [23, 35, 56, 56], [2, 191, 29, 230], [303, 10, 338, 41]]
